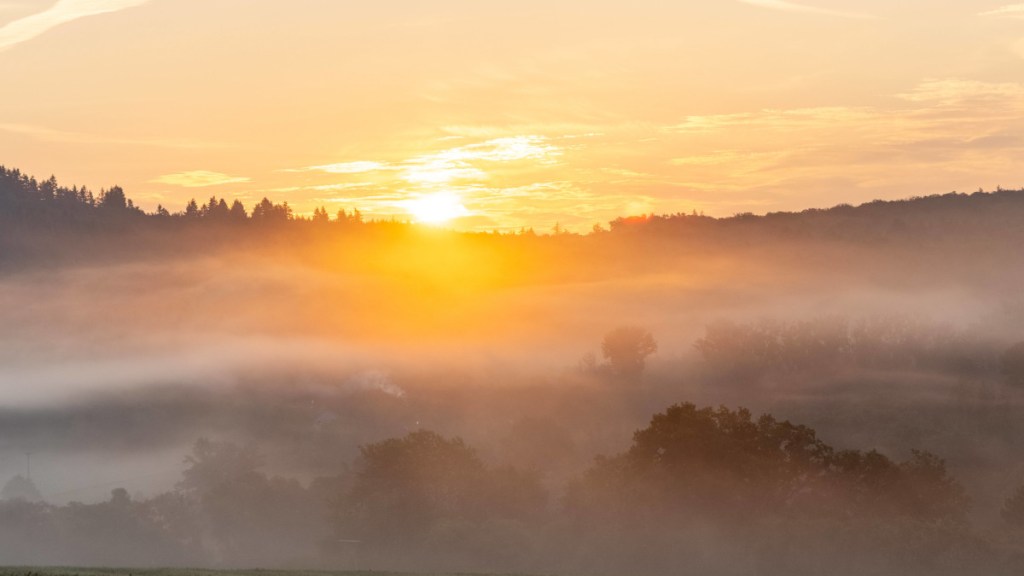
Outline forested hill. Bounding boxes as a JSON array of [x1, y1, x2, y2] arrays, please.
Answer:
[[3, 163, 1024, 245], [608, 187, 1024, 244]]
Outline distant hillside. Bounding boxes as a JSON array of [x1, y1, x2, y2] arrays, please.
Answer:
[[4, 163, 1024, 284], [606, 188, 1024, 246], [4, 164, 1024, 242]]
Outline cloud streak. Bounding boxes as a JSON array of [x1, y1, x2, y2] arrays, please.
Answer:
[[658, 78, 1024, 205], [980, 4, 1024, 18], [738, 0, 873, 19], [151, 171, 250, 188], [288, 161, 390, 175], [289, 136, 562, 188], [0, 0, 152, 52]]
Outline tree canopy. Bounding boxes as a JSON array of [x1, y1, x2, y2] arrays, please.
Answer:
[[601, 326, 658, 377], [567, 402, 968, 525]]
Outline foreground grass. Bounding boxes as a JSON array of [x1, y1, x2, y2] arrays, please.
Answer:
[[0, 569, 533, 576]]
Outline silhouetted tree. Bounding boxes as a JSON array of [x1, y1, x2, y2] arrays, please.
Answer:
[[340, 430, 545, 558], [39, 176, 57, 201], [79, 186, 95, 206], [312, 206, 329, 223], [0, 475, 42, 502], [202, 196, 229, 220], [184, 199, 200, 219], [179, 438, 264, 494], [251, 197, 273, 221], [98, 186, 127, 211], [229, 199, 247, 221], [178, 439, 323, 564], [895, 449, 970, 523], [567, 403, 968, 524], [344, 430, 488, 544], [601, 326, 657, 377], [251, 197, 291, 223], [695, 316, 988, 383]]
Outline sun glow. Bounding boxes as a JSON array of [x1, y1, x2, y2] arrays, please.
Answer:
[[402, 192, 471, 225]]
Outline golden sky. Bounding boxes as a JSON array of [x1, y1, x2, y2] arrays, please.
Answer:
[[1, 0, 1023, 231]]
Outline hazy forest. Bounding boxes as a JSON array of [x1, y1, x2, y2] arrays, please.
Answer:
[[5, 166, 1024, 575]]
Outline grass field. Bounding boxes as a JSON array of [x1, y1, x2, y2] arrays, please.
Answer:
[[0, 565, 528, 569]]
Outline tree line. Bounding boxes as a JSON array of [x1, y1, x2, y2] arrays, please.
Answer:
[[0, 166, 364, 229], [6, 164, 1024, 243], [2, 401, 1023, 575]]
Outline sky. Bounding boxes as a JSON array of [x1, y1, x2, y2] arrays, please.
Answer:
[[1, 0, 1023, 231]]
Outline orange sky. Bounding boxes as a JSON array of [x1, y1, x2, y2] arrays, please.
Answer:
[[1, 0, 1024, 231]]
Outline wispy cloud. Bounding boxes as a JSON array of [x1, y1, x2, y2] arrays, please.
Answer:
[[289, 136, 562, 188], [287, 161, 390, 174], [980, 4, 1024, 18], [273, 136, 569, 228], [308, 182, 375, 192], [670, 107, 875, 134], [0, 0, 152, 52], [401, 136, 562, 186], [151, 171, 250, 188], [738, 0, 873, 19], [268, 78, 1024, 230], [896, 78, 1024, 104], [657, 78, 1024, 207]]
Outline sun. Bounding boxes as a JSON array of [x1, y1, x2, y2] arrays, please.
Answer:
[[402, 192, 471, 225]]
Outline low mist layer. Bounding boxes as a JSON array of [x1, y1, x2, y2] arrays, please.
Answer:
[[4, 172, 1024, 574]]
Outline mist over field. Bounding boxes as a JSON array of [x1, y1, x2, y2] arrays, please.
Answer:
[[6, 0, 1024, 573], [4, 170, 1024, 574]]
